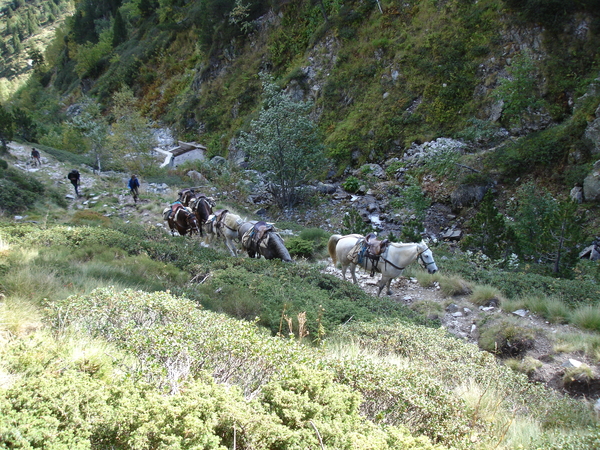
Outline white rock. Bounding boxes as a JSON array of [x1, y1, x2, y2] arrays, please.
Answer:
[[513, 309, 528, 317], [562, 359, 583, 369]]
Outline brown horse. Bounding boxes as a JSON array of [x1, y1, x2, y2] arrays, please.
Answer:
[[177, 189, 197, 207], [163, 204, 200, 236], [190, 195, 215, 236]]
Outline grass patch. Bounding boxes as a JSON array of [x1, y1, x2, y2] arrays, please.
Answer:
[[504, 356, 543, 376], [439, 274, 472, 297], [469, 284, 504, 307], [554, 331, 600, 362], [477, 317, 535, 357], [569, 305, 600, 332]]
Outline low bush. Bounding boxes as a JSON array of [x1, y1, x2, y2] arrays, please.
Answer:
[[0, 166, 66, 213], [478, 318, 535, 357], [70, 210, 111, 227], [285, 236, 315, 258], [446, 253, 600, 306]]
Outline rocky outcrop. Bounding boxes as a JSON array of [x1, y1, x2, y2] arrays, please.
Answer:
[[583, 160, 600, 202]]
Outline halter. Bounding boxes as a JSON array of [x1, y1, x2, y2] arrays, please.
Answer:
[[417, 247, 436, 269]]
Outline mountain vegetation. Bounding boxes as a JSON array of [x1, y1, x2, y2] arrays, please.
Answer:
[[2, 0, 600, 448]]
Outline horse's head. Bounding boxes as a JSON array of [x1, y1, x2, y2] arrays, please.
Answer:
[[183, 207, 200, 234], [417, 242, 438, 274]]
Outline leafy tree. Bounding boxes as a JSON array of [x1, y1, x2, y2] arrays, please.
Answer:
[[546, 200, 585, 275], [12, 107, 38, 142], [0, 104, 15, 153], [510, 182, 585, 273], [238, 73, 327, 209], [494, 50, 546, 127], [106, 87, 156, 174], [462, 191, 518, 261], [68, 97, 109, 172]]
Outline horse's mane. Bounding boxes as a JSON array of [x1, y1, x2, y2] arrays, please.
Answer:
[[389, 241, 419, 248]]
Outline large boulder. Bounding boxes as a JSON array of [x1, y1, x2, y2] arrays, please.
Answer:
[[583, 160, 600, 202]]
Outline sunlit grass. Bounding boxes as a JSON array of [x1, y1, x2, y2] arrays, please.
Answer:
[[555, 331, 600, 362], [439, 274, 472, 297], [0, 295, 42, 336], [470, 284, 504, 307]]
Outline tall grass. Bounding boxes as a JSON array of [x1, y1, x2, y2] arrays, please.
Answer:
[[0, 296, 42, 336], [469, 284, 504, 307], [554, 331, 600, 362], [569, 305, 600, 332]]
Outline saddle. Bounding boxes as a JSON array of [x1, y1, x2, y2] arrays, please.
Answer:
[[348, 233, 390, 277], [242, 221, 276, 251], [252, 221, 274, 243], [177, 188, 195, 205], [365, 232, 390, 256]]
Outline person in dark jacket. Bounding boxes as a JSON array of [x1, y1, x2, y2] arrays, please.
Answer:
[[128, 174, 140, 203], [67, 169, 80, 196], [31, 148, 41, 166]]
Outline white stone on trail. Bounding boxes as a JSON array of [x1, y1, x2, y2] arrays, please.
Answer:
[[562, 359, 583, 369], [512, 309, 528, 317]]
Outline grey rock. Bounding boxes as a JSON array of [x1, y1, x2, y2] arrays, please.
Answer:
[[570, 186, 583, 203], [446, 303, 460, 313], [583, 160, 600, 202], [513, 309, 528, 317], [187, 170, 207, 182]]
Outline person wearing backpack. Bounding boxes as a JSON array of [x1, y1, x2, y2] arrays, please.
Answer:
[[31, 148, 41, 167], [67, 169, 80, 196], [128, 174, 140, 203]]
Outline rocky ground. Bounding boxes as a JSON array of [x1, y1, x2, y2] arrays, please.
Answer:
[[5, 142, 600, 404]]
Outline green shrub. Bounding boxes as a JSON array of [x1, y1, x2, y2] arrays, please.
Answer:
[[71, 210, 111, 227], [342, 175, 361, 193], [340, 208, 374, 235], [285, 236, 315, 258]]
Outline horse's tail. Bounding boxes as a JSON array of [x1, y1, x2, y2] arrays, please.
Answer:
[[328, 234, 343, 265]]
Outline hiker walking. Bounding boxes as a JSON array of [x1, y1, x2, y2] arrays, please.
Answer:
[[67, 169, 81, 196], [31, 148, 41, 167], [128, 174, 140, 203]]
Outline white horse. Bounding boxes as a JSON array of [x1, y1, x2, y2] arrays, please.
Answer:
[[328, 234, 438, 296], [203, 211, 244, 256]]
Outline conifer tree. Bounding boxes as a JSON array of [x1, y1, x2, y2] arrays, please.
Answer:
[[0, 105, 15, 153], [112, 9, 127, 47]]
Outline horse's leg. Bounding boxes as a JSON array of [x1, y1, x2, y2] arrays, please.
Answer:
[[349, 263, 358, 284], [377, 276, 393, 296], [225, 237, 237, 257]]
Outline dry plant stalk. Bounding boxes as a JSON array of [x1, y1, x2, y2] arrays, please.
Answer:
[[298, 312, 309, 341]]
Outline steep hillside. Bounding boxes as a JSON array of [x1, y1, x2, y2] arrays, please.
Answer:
[[11, 0, 600, 156], [0, 0, 74, 100]]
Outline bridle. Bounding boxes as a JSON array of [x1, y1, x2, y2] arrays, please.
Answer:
[[417, 246, 436, 270]]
